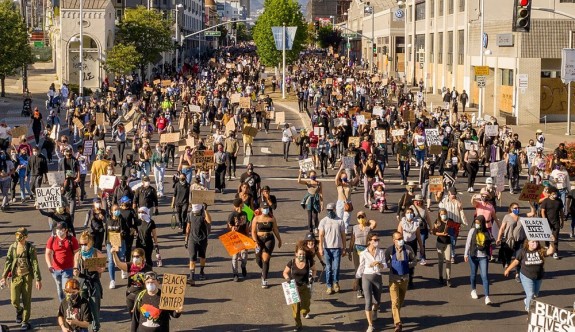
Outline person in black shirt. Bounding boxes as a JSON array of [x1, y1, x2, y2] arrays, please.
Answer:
[[171, 173, 190, 231], [57, 279, 92, 332], [227, 198, 249, 281], [131, 271, 182, 332], [112, 176, 134, 206], [184, 205, 212, 285], [540, 187, 565, 259], [133, 176, 159, 215], [111, 247, 153, 313], [239, 163, 261, 209], [282, 244, 316, 331], [26, 146, 48, 197]]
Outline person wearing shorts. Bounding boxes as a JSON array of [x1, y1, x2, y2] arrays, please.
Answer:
[[184, 204, 212, 286]]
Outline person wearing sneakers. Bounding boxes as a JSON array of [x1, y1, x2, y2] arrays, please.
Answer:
[[409, 194, 432, 265], [463, 144, 480, 192], [349, 212, 377, 299], [483, 177, 500, 207], [110, 247, 152, 313], [318, 202, 346, 295], [356, 232, 386, 332], [540, 187, 565, 259], [397, 207, 423, 289], [431, 209, 453, 287], [282, 244, 316, 332], [464, 215, 493, 305], [472, 189, 499, 261], [184, 204, 212, 285], [45, 222, 79, 302], [227, 198, 249, 282], [1, 227, 42, 331], [439, 187, 467, 263], [251, 200, 282, 288], [396, 182, 417, 222]]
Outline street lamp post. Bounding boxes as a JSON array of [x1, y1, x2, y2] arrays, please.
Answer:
[[79, 0, 84, 96], [478, 0, 484, 119], [175, 4, 183, 72]]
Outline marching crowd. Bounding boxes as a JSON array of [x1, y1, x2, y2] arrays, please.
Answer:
[[0, 44, 573, 332]]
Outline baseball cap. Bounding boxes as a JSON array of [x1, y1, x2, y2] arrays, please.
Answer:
[[413, 194, 423, 201], [304, 233, 315, 241], [326, 202, 336, 210], [120, 195, 132, 204], [142, 176, 150, 182], [16, 227, 28, 237], [486, 177, 493, 184]]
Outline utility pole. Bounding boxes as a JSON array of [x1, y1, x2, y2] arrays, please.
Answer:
[[478, 0, 484, 119], [371, 3, 374, 73], [79, 0, 84, 96]]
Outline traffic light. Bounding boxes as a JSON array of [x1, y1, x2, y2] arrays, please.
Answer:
[[512, 0, 531, 32], [372, 43, 377, 55], [232, 18, 237, 30], [314, 21, 319, 31], [382, 45, 388, 54]]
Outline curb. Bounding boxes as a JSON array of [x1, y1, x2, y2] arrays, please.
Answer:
[[274, 101, 313, 131]]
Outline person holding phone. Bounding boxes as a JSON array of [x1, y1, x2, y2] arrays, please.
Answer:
[[57, 279, 92, 332]]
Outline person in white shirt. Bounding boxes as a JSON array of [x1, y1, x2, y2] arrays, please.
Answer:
[[0, 121, 12, 151], [281, 124, 293, 161], [355, 232, 386, 332], [550, 162, 571, 215], [535, 129, 545, 150]]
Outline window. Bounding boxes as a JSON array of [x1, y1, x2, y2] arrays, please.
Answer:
[[116, 9, 122, 19], [447, 31, 453, 65], [408, 5, 412, 22], [438, 32, 443, 64], [560, 0, 575, 2], [438, 0, 444, 16], [429, 33, 434, 63], [415, 2, 425, 20], [501, 69, 514, 86], [458, 30, 464, 64], [448, 0, 453, 14], [459, 0, 465, 11], [430, 0, 434, 18]]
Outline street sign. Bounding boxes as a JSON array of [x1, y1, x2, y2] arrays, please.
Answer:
[[474, 66, 489, 76], [561, 48, 575, 83], [518, 74, 528, 89], [343, 33, 358, 38], [477, 75, 486, 88], [33, 41, 44, 48], [205, 31, 221, 37]]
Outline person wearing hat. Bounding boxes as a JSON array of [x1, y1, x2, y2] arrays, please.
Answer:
[[133, 175, 159, 215], [131, 271, 183, 331], [318, 202, 346, 294], [483, 177, 499, 207], [45, 222, 79, 302], [1, 228, 42, 330], [439, 187, 468, 263], [396, 135, 413, 185], [396, 181, 417, 221], [349, 211, 377, 299], [185, 204, 212, 285], [57, 279, 92, 332], [471, 189, 499, 261], [251, 199, 282, 289], [135, 207, 159, 266]]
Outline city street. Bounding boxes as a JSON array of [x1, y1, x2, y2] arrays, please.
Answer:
[[0, 102, 574, 332]]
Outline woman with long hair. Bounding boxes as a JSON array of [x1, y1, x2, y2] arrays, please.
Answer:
[[251, 201, 282, 289], [431, 208, 452, 286], [355, 231, 385, 332], [110, 247, 153, 313], [298, 169, 323, 233], [282, 244, 316, 331], [464, 215, 493, 305]]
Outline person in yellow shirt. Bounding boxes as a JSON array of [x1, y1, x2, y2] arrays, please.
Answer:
[[90, 154, 111, 195]]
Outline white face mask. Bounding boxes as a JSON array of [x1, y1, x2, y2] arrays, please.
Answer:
[[132, 257, 142, 265], [56, 230, 65, 238], [440, 214, 448, 221], [146, 283, 157, 292], [94, 203, 101, 209], [475, 224, 481, 230], [397, 240, 405, 247], [405, 213, 413, 220], [372, 240, 379, 247], [139, 213, 151, 222]]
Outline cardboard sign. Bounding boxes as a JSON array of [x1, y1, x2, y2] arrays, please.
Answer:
[[225, 118, 236, 134], [231, 93, 241, 104], [160, 133, 181, 144], [46, 172, 65, 187], [35, 187, 63, 209], [520, 217, 553, 241], [425, 128, 441, 146], [374, 130, 386, 144], [108, 87, 116, 92], [11, 126, 28, 139], [191, 190, 215, 205], [72, 117, 84, 130], [372, 106, 384, 118], [429, 176, 444, 193], [189, 105, 201, 113], [489, 160, 506, 193], [159, 274, 186, 311], [83, 140, 94, 156], [342, 156, 355, 169], [484, 125, 499, 137], [218, 231, 257, 256], [161, 80, 172, 87], [98, 175, 117, 190], [361, 112, 372, 120], [370, 120, 378, 129], [239, 97, 251, 109], [83, 257, 107, 272], [429, 145, 443, 155], [356, 115, 366, 125], [519, 183, 545, 201], [96, 113, 107, 125], [125, 108, 137, 121], [333, 118, 347, 127], [464, 140, 479, 151], [275, 112, 286, 124], [325, 78, 333, 85], [97, 140, 105, 150], [194, 150, 215, 169], [298, 158, 315, 172], [153, 79, 161, 85], [391, 129, 405, 137], [313, 127, 325, 136], [218, 77, 227, 85], [282, 279, 301, 305], [108, 232, 122, 251], [242, 126, 258, 137], [348, 137, 360, 147], [144, 87, 153, 92], [529, 301, 575, 331]]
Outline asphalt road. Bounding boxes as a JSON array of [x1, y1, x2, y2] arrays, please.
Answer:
[[0, 103, 574, 332]]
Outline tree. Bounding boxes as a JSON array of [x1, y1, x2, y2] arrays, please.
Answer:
[[116, 6, 173, 78], [0, 0, 33, 97], [317, 26, 343, 50], [252, 0, 308, 67], [236, 23, 252, 42], [103, 44, 142, 76]]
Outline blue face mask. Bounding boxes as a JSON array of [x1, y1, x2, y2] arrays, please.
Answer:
[[310, 176, 317, 181], [113, 210, 121, 217], [512, 208, 520, 215], [261, 208, 270, 215]]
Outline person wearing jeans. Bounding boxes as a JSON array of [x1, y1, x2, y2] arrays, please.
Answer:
[[44, 222, 79, 302], [464, 215, 493, 305], [318, 203, 346, 295], [397, 136, 413, 185]]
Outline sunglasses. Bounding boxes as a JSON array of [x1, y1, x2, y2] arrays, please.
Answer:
[[357, 215, 366, 218], [132, 255, 141, 258], [144, 273, 158, 281], [370, 238, 379, 242], [79, 243, 88, 246]]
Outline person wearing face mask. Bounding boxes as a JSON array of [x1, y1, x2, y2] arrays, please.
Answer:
[[239, 163, 261, 208], [540, 187, 565, 259], [133, 176, 159, 215], [15, 148, 32, 202], [45, 222, 79, 302], [483, 177, 500, 207], [105, 204, 130, 288], [135, 207, 159, 266], [112, 175, 134, 206], [496, 203, 534, 281], [335, 168, 360, 234], [550, 162, 571, 217], [227, 198, 250, 281], [213, 143, 228, 193], [73, 231, 105, 332], [503, 236, 556, 312], [26, 146, 48, 200], [131, 271, 183, 331], [431, 209, 453, 286], [184, 204, 212, 285], [397, 208, 423, 289], [251, 200, 282, 289], [464, 215, 493, 305], [171, 174, 190, 232], [384, 231, 416, 332], [464, 144, 480, 193], [396, 182, 417, 222], [83, 198, 106, 251], [317, 203, 346, 294], [1, 228, 42, 331], [396, 135, 413, 185], [471, 189, 499, 261], [39, 205, 76, 236], [74, 145, 90, 202], [0, 149, 15, 210], [356, 232, 386, 332], [90, 153, 111, 196], [282, 244, 316, 332], [409, 195, 432, 265], [57, 279, 92, 332], [110, 247, 152, 313], [349, 212, 377, 299], [505, 148, 521, 194], [439, 187, 467, 263], [297, 168, 323, 232]]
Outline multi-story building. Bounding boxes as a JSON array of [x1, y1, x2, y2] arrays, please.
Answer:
[[306, 0, 338, 22], [216, 0, 247, 21], [403, 0, 575, 124]]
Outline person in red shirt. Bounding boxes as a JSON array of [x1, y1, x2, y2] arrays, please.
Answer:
[[155, 113, 168, 134], [44, 222, 79, 302], [309, 130, 319, 168]]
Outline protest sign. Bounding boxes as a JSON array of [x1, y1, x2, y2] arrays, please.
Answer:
[[225, 118, 236, 134], [50, 124, 60, 140], [109, 87, 117, 92], [83, 257, 107, 272], [372, 106, 384, 118], [333, 118, 347, 127], [424, 129, 441, 146], [35, 187, 63, 209], [348, 136, 360, 147], [361, 112, 372, 120], [123, 121, 134, 133], [520, 218, 553, 241], [97, 140, 105, 151], [231, 93, 241, 104], [526, 146, 537, 165], [194, 150, 215, 169], [129, 180, 142, 191], [289, 126, 298, 137], [159, 274, 186, 310], [464, 140, 479, 151], [313, 127, 325, 136], [519, 183, 545, 201], [108, 232, 122, 251], [429, 176, 444, 193], [298, 158, 315, 172], [342, 156, 355, 169], [153, 79, 161, 85], [239, 97, 251, 109], [96, 113, 107, 125], [83, 140, 94, 156], [370, 120, 378, 128], [217, 77, 227, 85], [178, 138, 195, 152], [11, 126, 28, 139], [72, 118, 84, 130], [144, 87, 153, 92], [356, 115, 366, 125], [191, 190, 215, 205], [528, 301, 575, 331], [219, 231, 257, 256], [242, 126, 258, 137], [489, 160, 506, 193], [161, 80, 172, 87], [265, 110, 275, 120], [282, 280, 301, 305], [189, 105, 201, 113], [160, 133, 181, 144], [275, 112, 286, 124], [46, 172, 65, 187], [484, 125, 499, 137], [98, 175, 117, 190], [374, 130, 386, 144], [325, 78, 333, 85], [391, 129, 405, 137]]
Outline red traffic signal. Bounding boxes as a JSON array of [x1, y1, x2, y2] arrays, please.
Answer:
[[513, 0, 531, 32]]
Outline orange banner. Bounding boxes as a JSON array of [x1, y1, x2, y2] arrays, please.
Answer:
[[218, 231, 256, 256]]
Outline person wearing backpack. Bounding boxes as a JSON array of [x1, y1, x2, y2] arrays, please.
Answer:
[[464, 215, 493, 305], [45, 222, 79, 302], [1, 227, 42, 331]]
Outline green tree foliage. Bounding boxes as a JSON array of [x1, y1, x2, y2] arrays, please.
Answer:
[[116, 6, 173, 76], [252, 0, 308, 67], [103, 44, 142, 76], [317, 26, 343, 49], [0, 0, 33, 97], [236, 23, 252, 42]]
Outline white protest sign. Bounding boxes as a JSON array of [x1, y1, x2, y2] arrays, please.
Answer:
[[424, 128, 441, 146], [281, 280, 301, 305], [342, 156, 355, 169], [129, 180, 142, 191], [391, 129, 405, 137], [464, 140, 479, 151], [46, 172, 65, 187], [189, 105, 201, 113], [372, 106, 384, 118], [356, 115, 366, 125], [529, 301, 575, 331], [35, 187, 63, 209], [313, 127, 325, 136], [374, 130, 386, 144], [484, 125, 499, 137], [99, 175, 117, 190], [526, 146, 537, 165], [489, 160, 506, 193], [333, 118, 347, 127], [298, 158, 315, 172], [520, 217, 553, 241]]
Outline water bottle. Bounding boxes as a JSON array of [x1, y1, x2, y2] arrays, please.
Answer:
[[156, 253, 163, 267]]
